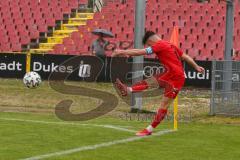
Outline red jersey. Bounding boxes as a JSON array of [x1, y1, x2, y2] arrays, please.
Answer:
[[150, 40, 185, 77]]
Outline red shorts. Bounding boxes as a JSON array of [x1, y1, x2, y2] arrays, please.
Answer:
[[154, 73, 185, 99]]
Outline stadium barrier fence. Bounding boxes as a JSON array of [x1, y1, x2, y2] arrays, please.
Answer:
[[211, 60, 240, 116], [0, 53, 212, 87]]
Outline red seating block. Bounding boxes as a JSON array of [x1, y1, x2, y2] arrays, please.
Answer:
[[53, 44, 65, 54], [26, 0, 236, 60], [0, 0, 81, 52], [11, 42, 22, 52], [65, 44, 77, 55]]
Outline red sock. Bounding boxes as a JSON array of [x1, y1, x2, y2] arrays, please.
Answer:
[[131, 80, 149, 93], [151, 108, 168, 128]]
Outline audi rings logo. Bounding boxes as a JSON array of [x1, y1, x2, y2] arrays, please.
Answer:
[[143, 65, 165, 78]]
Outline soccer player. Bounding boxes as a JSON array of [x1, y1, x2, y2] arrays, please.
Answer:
[[113, 31, 205, 136]]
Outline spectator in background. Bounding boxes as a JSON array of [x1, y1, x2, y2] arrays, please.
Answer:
[[91, 29, 114, 57], [91, 34, 109, 57]]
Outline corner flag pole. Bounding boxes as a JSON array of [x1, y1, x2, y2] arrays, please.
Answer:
[[170, 26, 179, 131], [26, 52, 31, 73]]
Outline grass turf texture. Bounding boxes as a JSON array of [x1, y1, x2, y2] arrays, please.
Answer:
[[0, 79, 240, 160]]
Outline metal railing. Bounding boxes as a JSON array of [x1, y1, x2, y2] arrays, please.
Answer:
[[211, 61, 240, 116], [93, 0, 104, 12]]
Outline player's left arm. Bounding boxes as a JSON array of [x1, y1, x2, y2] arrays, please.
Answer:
[[181, 53, 205, 73]]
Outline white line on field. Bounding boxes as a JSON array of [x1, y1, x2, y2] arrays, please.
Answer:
[[0, 118, 136, 133], [20, 129, 175, 160]]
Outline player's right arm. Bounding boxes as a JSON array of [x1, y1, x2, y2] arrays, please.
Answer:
[[112, 47, 153, 57], [181, 53, 205, 73]]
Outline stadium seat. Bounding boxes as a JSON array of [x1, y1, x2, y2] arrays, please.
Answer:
[[0, 0, 84, 52], [52, 44, 65, 54], [1, 0, 238, 59], [89, 0, 238, 60]]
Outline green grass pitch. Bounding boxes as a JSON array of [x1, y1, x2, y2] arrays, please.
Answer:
[[0, 79, 240, 160]]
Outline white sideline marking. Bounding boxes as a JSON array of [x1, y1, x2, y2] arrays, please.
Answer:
[[20, 130, 175, 160], [0, 118, 136, 133]]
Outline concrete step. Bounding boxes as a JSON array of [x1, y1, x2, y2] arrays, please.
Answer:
[[47, 36, 67, 43], [61, 23, 86, 30], [75, 13, 94, 19], [39, 43, 57, 49], [68, 18, 89, 23], [53, 30, 78, 36], [30, 49, 52, 53]]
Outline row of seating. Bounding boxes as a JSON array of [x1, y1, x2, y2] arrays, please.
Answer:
[[0, 0, 87, 52], [49, 0, 240, 60], [0, 0, 239, 60]]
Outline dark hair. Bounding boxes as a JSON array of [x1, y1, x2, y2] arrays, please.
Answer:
[[142, 31, 156, 45]]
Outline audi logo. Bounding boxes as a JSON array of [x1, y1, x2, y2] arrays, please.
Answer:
[[143, 66, 165, 78]]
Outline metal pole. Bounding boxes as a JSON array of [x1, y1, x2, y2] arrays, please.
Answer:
[[224, 0, 234, 60], [223, 0, 234, 100], [131, 0, 146, 112], [210, 60, 216, 115]]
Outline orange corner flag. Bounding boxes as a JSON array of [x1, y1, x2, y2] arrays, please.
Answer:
[[170, 26, 179, 47]]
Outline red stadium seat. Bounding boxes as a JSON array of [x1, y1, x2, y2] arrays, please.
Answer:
[[65, 44, 77, 55], [11, 42, 22, 52], [29, 26, 39, 39], [1, 0, 237, 59], [53, 44, 65, 54], [63, 37, 74, 45], [0, 43, 11, 51], [0, 0, 81, 52]]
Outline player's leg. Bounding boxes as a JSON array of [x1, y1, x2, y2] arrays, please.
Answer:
[[149, 96, 173, 128], [136, 96, 173, 136], [136, 76, 185, 136], [114, 77, 159, 96], [128, 77, 159, 93]]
